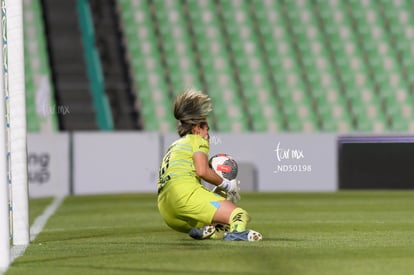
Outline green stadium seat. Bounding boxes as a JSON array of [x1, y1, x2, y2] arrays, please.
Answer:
[[119, 0, 176, 132], [253, 0, 321, 131], [151, 0, 202, 95], [118, 0, 414, 133], [347, 0, 414, 132], [24, 0, 58, 132], [185, 0, 250, 132], [220, 0, 286, 131]]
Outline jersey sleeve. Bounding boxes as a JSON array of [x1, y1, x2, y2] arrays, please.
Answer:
[[192, 135, 210, 156]]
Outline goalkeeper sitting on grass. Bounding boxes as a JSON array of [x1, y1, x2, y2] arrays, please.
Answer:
[[157, 89, 262, 241]]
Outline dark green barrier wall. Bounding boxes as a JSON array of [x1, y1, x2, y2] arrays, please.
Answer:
[[339, 136, 414, 189]]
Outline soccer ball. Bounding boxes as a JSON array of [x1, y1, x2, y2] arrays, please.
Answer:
[[209, 153, 238, 180]]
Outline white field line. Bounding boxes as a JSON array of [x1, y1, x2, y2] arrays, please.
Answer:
[[10, 196, 65, 263]]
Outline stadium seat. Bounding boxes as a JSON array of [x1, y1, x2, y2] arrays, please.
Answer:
[[285, 0, 353, 131], [151, 0, 202, 95], [380, 0, 414, 126], [23, 0, 58, 132], [116, 0, 414, 133], [347, 0, 414, 131], [119, 0, 175, 132], [185, 0, 250, 132], [316, 0, 388, 132], [219, 0, 283, 131], [253, 0, 319, 131]]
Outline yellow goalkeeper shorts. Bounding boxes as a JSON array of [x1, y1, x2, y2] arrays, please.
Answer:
[[157, 178, 225, 233]]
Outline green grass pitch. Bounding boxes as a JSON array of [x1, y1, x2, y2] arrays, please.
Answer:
[[5, 191, 414, 275]]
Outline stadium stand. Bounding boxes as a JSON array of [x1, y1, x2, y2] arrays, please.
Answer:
[[118, 0, 175, 132], [23, 0, 58, 132], [378, 0, 414, 131], [286, 0, 351, 132], [315, 0, 384, 132], [88, 0, 140, 130], [317, 0, 414, 132], [151, 0, 202, 96], [117, 0, 411, 133], [219, 0, 283, 131], [349, 0, 403, 131], [279, 0, 323, 131], [184, 0, 251, 132], [22, 0, 414, 133]]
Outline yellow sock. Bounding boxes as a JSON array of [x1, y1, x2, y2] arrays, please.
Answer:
[[209, 224, 229, 240], [229, 208, 250, 232]]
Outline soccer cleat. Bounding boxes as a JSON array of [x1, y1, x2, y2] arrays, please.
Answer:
[[223, 230, 262, 241], [189, 225, 216, 240]]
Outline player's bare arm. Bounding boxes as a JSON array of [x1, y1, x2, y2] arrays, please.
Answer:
[[193, 152, 223, 185]]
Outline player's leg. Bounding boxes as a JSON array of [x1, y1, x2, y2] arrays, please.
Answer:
[[212, 200, 262, 241], [158, 199, 214, 236], [157, 180, 198, 233], [160, 181, 261, 241], [212, 200, 249, 231], [188, 187, 262, 241], [158, 180, 221, 237], [158, 201, 191, 233], [184, 186, 227, 239]]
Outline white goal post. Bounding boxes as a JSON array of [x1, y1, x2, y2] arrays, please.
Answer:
[[0, 0, 29, 271], [7, 0, 29, 246]]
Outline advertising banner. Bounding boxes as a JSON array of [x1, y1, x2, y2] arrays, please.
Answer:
[[73, 132, 160, 194], [164, 133, 337, 192], [27, 133, 70, 198]]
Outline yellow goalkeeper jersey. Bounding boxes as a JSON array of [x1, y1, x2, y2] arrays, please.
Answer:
[[158, 134, 209, 191]]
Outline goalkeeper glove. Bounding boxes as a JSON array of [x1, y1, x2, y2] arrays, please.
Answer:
[[218, 179, 241, 203], [226, 190, 241, 204], [218, 179, 239, 193]]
